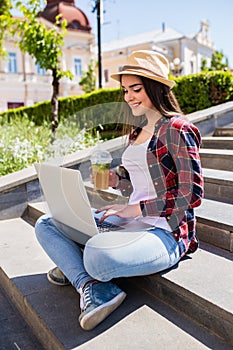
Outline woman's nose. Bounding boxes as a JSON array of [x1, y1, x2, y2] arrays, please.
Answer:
[[124, 91, 134, 103]]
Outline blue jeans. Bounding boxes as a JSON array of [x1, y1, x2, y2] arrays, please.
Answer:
[[35, 214, 181, 291]]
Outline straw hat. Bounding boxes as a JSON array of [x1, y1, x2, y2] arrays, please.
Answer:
[[111, 50, 175, 89]]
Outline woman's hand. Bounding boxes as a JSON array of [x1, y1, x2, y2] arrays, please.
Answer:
[[109, 170, 119, 188], [96, 203, 142, 223]]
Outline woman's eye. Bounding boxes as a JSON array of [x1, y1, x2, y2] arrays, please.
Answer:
[[122, 86, 142, 94], [133, 87, 142, 93]]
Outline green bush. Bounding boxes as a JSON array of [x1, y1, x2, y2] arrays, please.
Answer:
[[0, 88, 122, 126], [58, 89, 123, 131], [173, 71, 233, 114], [1, 71, 232, 125], [207, 70, 233, 105], [173, 73, 212, 114]]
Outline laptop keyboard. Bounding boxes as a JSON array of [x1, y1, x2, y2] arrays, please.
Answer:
[[95, 218, 121, 233]]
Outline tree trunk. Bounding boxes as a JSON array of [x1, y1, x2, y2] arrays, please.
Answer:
[[51, 68, 59, 143]]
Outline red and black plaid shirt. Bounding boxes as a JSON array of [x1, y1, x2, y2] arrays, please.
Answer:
[[117, 115, 204, 256]]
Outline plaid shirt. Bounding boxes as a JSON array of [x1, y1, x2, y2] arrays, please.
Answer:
[[117, 115, 204, 256]]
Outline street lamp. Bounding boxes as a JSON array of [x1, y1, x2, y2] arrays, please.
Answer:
[[170, 57, 184, 77], [92, 0, 102, 89]]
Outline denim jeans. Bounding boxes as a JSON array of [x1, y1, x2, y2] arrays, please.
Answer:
[[35, 214, 181, 291]]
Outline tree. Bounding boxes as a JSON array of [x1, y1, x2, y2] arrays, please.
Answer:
[[201, 51, 229, 72], [12, 0, 73, 141], [211, 51, 229, 71], [79, 59, 97, 94], [200, 58, 208, 71], [0, 0, 13, 57]]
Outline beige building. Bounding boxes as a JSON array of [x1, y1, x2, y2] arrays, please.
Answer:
[[0, 0, 214, 112], [0, 0, 95, 112], [101, 20, 214, 89]]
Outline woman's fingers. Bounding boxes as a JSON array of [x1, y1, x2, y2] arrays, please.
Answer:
[[98, 208, 120, 223], [95, 204, 126, 214], [95, 205, 113, 214], [96, 204, 127, 223]]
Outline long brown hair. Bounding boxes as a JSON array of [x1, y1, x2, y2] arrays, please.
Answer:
[[141, 76, 183, 117]]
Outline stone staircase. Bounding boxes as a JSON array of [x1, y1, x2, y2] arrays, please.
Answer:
[[0, 102, 233, 350], [213, 123, 233, 137]]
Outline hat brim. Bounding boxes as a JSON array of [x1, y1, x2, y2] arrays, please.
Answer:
[[111, 69, 175, 89]]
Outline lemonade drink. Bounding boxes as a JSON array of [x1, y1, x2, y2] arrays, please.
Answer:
[[91, 149, 112, 190], [92, 163, 110, 190]]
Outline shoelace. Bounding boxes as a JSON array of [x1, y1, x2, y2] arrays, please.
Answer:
[[79, 281, 97, 311]]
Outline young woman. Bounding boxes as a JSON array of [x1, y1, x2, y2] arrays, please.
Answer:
[[35, 50, 204, 331]]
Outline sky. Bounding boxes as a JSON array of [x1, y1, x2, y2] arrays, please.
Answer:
[[75, 0, 233, 67], [10, 0, 233, 67]]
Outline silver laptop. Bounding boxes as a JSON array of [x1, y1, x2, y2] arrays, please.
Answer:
[[35, 163, 151, 245]]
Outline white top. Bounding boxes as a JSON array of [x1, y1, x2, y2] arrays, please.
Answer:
[[122, 139, 171, 231]]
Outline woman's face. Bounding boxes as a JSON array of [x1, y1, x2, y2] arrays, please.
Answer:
[[121, 74, 156, 117]]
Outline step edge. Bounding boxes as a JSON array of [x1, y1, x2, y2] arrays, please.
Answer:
[[130, 274, 233, 346], [0, 267, 66, 350]]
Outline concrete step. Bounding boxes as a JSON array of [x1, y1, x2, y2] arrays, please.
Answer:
[[214, 127, 233, 137], [199, 148, 233, 171], [201, 137, 233, 149], [202, 168, 233, 204], [0, 218, 232, 349], [195, 198, 233, 252]]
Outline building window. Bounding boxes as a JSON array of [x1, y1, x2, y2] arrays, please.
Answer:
[[8, 52, 17, 73], [104, 69, 109, 83], [36, 63, 46, 75], [74, 58, 82, 77], [190, 61, 194, 74], [72, 21, 79, 29], [8, 102, 24, 109]]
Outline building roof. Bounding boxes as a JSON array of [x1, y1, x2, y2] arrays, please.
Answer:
[[102, 27, 184, 52], [39, 0, 91, 32]]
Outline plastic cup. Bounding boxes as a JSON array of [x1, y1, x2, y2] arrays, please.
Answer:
[[91, 149, 112, 190]]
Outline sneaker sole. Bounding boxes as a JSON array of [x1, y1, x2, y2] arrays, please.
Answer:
[[79, 291, 126, 331], [47, 272, 71, 286]]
